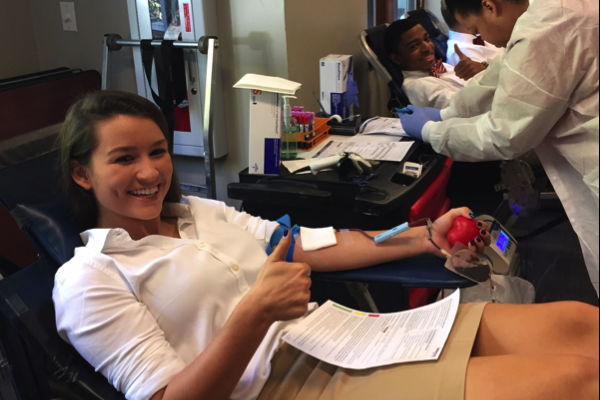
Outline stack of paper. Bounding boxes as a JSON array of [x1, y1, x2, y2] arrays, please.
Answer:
[[360, 117, 408, 137], [233, 74, 302, 95], [283, 290, 461, 370], [314, 140, 414, 163]]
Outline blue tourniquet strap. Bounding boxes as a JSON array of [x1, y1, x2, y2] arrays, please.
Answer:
[[267, 215, 299, 262]]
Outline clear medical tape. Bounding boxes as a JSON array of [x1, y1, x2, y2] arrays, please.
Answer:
[[338, 229, 355, 246]]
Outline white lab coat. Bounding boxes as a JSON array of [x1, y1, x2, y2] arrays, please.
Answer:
[[446, 31, 504, 67], [423, 0, 600, 295]]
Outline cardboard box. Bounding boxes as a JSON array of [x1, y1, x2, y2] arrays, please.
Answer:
[[248, 90, 282, 175], [234, 74, 302, 175], [320, 55, 353, 119]]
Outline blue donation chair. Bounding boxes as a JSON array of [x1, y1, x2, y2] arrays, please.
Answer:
[[0, 126, 126, 399], [0, 124, 472, 398]]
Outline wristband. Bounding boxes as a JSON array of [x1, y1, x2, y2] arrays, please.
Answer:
[[266, 215, 299, 262]]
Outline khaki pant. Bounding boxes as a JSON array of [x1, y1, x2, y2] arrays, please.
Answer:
[[258, 303, 488, 400]]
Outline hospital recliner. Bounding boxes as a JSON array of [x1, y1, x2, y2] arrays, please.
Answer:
[[359, 9, 449, 110], [0, 128, 125, 399], [0, 124, 471, 399]]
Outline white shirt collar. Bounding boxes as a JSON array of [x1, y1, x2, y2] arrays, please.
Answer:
[[402, 69, 430, 78], [448, 30, 477, 43], [402, 62, 453, 79], [79, 201, 194, 254]]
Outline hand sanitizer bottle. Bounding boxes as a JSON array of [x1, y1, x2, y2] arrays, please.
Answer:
[[281, 96, 298, 160]]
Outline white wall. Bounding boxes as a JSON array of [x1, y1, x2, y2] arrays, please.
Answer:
[[15, 0, 379, 206], [284, 0, 370, 115], [29, 0, 137, 93], [8, 0, 290, 205], [426, 0, 444, 26], [0, 0, 41, 79]]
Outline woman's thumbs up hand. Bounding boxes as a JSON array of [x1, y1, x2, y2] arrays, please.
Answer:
[[248, 231, 312, 324]]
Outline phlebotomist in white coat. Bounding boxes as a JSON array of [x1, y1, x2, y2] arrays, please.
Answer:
[[400, 0, 600, 295]]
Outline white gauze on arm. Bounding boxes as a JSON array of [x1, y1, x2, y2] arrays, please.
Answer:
[[300, 227, 338, 251]]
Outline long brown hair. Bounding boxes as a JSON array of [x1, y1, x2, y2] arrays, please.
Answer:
[[58, 91, 182, 228]]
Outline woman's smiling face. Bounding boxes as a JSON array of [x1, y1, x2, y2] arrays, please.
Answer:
[[71, 115, 173, 227]]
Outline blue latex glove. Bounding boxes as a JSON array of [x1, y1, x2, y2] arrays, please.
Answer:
[[399, 105, 433, 141], [422, 107, 442, 122]]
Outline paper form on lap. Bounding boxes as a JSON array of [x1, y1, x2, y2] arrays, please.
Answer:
[[282, 290, 460, 370]]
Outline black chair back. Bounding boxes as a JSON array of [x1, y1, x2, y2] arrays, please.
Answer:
[[0, 259, 125, 400], [0, 126, 85, 266], [361, 24, 411, 109]]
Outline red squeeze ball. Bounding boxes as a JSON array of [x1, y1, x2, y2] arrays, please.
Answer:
[[447, 216, 481, 248]]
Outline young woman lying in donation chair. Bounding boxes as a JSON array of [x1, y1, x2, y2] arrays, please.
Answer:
[[53, 91, 599, 400]]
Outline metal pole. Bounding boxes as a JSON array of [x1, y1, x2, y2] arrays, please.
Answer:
[[367, 0, 376, 28], [102, 34, 218, 199], [346, 283, 380, 313], [102, 37, 201, 92], [101, 35, 111, 90], [200, 38, 218, 200], [115, 39, 200, 49]]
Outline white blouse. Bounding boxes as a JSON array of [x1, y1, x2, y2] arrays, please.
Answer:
[[53, 196, 312, 400]]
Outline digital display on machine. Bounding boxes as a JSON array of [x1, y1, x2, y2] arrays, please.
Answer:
[[496, 231, 510, 253]]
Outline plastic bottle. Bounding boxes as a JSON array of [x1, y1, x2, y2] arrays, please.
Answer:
[[281, 96, 299, 160]]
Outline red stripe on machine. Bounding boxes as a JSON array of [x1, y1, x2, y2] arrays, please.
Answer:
[[183, 4, 192, 33]]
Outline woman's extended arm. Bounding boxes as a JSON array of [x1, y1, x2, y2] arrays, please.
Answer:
[[294, 208, 489, 272], [153, 233, 311, 400], [294, 225, 429, 272]]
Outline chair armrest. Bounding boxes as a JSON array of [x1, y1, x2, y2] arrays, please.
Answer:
[[312, 255, 474, 289], [0, 259, 126, 400]]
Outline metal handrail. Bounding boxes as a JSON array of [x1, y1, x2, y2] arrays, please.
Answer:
[[101, 34, 219, 199]]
